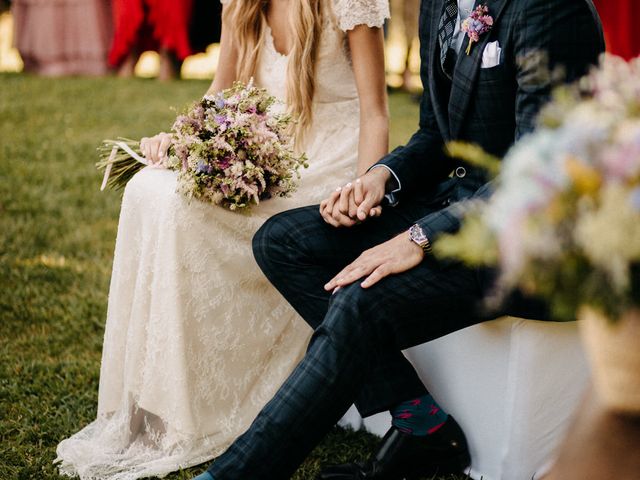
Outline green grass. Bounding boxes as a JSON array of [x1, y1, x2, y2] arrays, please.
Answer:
[[0, 74, 462, 480]]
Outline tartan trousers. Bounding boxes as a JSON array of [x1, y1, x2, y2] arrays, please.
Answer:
[[207, 193, 549, 480]]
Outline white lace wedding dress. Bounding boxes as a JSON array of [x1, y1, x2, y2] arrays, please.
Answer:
[[56, 1, 389, 479]]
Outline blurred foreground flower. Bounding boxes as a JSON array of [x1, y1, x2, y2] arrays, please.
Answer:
[[436, 55, 640, 322], [437, 55, 640, 413]]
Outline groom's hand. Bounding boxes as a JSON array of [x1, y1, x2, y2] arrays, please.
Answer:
[[324, 230, 424, 291], [319, 167, 389, 227]]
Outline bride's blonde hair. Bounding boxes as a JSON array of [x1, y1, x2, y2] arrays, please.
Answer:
[[223, 0, 324, 143]]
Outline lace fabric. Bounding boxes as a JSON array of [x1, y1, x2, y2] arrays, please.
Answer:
[[333, 0, 390, 32], [54, 2, 371, 479]]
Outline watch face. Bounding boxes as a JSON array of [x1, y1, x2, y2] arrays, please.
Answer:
[[410, 224, 428, 244]]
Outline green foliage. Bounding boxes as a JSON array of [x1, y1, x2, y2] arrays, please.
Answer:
[[0, 74, 462, 479]]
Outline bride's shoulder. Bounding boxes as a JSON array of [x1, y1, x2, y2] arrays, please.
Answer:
[[328, 0, 390, 32]]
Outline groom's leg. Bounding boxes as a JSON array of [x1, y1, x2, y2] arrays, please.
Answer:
[[252, 205, 410, 328], [209, 247, 487, 480], [253, 205, 431, 414]]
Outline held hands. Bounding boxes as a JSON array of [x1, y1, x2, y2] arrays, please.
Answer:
[[319, 167, 390, 227], [324, 230, 425, 291], [140, 132, 172, 166]]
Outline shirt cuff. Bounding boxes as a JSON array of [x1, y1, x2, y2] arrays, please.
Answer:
[[368, 164, 402, 207]]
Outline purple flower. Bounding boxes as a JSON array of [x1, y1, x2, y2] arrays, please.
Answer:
[[217, 157, 232, 170], [215, 96, 226, 109], [461, 4, 493, 54], [196, 161, 214, 175]]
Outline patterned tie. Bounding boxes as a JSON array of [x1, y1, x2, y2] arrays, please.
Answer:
[[438, 0, 459, 77]]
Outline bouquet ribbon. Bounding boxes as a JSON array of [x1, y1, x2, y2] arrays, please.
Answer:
[[100, 142, 149, 191]]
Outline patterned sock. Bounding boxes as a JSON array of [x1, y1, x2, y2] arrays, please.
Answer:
[[193, 472, 214, 480], [390, 394, 449, 436]]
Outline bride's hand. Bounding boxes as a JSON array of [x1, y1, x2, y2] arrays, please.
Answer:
[[319, 168, 388, 228], [140, 132, 172, 166]]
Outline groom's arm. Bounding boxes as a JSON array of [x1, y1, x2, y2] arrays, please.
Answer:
[[416, 0, 604, 241], [369, 2, 454, 199], [325, 0, 605, 288], [319, 88, 449, 226], [372, 91, 453, 198]]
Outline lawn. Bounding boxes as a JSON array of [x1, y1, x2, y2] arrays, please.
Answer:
[[0, 73, 463, 480]]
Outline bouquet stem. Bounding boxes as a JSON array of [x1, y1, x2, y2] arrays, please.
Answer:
[[97, 139, 149, 191]]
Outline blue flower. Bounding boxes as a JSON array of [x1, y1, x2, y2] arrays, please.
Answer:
[[196, 161, 214, 175]]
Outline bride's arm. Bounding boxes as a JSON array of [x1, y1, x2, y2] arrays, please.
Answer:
[[205, 5, 239, 96], [348, 25, 389, 176]]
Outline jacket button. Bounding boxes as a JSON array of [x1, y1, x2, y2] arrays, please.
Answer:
[[455, 167, 467, 178]]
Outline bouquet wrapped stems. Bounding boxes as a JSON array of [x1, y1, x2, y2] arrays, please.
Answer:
[[97, 139, 150, 191]]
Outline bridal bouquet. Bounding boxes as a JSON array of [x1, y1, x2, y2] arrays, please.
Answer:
[[98, 82, 307, 210], [436, 55, 640, 321]]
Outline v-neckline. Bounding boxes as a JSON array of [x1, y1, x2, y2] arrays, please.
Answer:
[[265, 24, 291, 58]]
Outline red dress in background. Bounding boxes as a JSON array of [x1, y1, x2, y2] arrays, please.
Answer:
[[593, 0, 640, 60], [108, 0, 194, 68]]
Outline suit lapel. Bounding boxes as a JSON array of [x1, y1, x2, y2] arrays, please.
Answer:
[[448, 0, 511, 139], [427, 0, 451, 140]]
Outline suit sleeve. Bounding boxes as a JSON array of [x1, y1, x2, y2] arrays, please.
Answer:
[[374, 91, 453, 196], [512, 0, 604, 138], [416, 0, 604, 240], [371, 5, 455, 197]]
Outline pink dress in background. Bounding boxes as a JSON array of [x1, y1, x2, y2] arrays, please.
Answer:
[[12, 0, 112, 76]]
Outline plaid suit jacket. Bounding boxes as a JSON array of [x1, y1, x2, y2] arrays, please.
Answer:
[[377, 0, 604, 240]]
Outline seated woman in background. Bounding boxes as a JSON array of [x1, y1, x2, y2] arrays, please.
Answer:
[[54, 2, 445, 480]]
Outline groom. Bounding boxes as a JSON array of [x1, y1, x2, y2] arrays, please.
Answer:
[[197, 0, 604, 479]]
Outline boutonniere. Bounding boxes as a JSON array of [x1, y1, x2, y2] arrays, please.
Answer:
[[461, 4, 494, 55]]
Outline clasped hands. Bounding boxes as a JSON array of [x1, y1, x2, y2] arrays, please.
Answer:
[[319, 167, 388, 228], [321, 167, 425, 292]]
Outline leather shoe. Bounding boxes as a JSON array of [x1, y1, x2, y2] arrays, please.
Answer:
[[317, 416, 470, 479]]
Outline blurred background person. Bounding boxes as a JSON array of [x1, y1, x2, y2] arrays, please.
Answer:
[[389, 0, 419, 92], [12, 0, 112, 76], [109, 0, 221, 80], [593, 0, 640, 60]]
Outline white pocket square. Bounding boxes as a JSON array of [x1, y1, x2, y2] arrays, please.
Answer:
[[481, 41, 502, 69]]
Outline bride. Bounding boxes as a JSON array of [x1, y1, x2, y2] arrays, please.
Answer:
[[56, 0, 392, 479]]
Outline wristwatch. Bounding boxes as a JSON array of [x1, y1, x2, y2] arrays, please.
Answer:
[[409, 224, 432, 254]]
